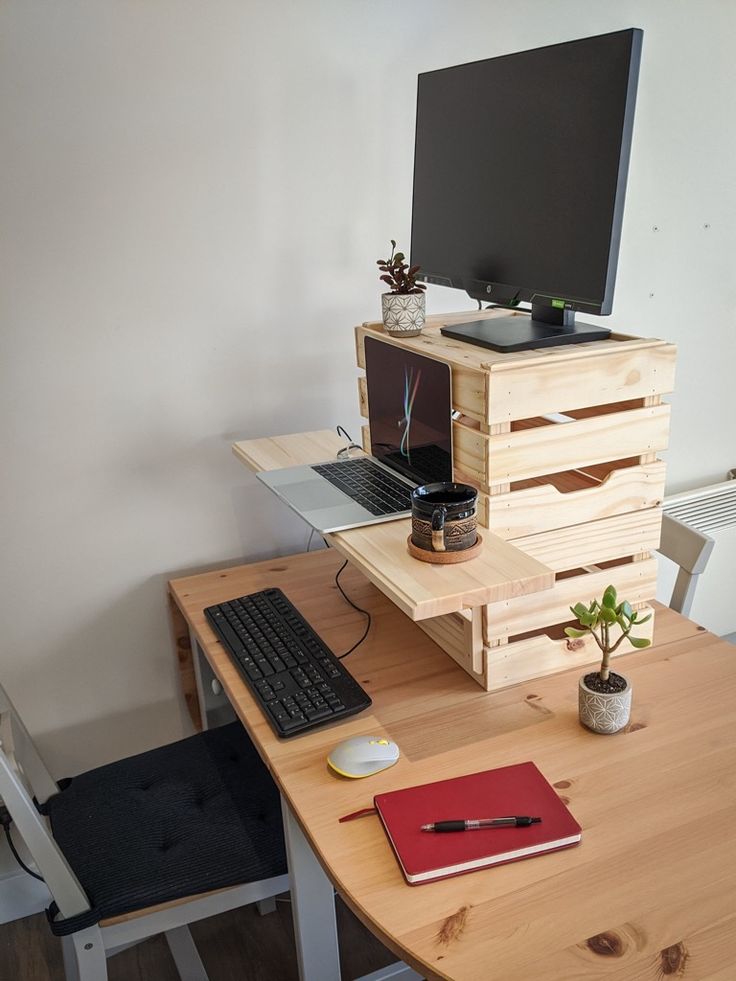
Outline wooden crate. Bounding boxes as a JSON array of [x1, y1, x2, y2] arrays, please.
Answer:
[[356, 313, 675, 689], [419, 558, 656, 692]]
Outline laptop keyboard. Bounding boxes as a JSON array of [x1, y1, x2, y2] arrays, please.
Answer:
[[311, 459, 413, 516]]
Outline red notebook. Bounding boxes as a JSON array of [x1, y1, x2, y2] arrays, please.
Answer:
[[374, 761, 581, 885]]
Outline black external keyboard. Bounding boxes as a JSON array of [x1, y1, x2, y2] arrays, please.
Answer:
[[311, 458, 412, 516], [204, 588, 371, 738]]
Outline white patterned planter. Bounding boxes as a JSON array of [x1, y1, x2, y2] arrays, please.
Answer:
[[578, 674, 632, 734], [381, 292, 426, 337]]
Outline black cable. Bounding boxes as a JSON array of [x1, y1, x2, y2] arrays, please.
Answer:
[[477, 299, 525, 312], [334, 560, 372, 659], [2, 821, 44, 882], [335, 425, 361, 459], [484, 302, 526, 312]]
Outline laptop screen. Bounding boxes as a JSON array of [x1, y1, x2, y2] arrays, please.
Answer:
[[364, 336, 453, 485]]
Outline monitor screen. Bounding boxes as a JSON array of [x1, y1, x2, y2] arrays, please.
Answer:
[[411, 29, 642, 317], [364, 336, 452, 485]]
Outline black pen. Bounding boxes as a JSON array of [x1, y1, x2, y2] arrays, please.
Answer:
[[420, 816, 541, 832]]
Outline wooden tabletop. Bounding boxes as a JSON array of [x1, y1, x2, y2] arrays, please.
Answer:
[[169, 549, 736, 981]]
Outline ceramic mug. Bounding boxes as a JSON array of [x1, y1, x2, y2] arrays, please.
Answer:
[[410, 482, 478, 553]]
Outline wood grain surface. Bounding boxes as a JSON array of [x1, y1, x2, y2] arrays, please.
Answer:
[[169, 548, 734, 981]]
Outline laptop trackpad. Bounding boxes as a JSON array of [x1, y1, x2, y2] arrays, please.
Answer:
[[279, 479, 349, 510]]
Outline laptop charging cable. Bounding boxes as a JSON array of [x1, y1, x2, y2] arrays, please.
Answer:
[[0, 803, 45, 882], [335, 425, 362, 460]]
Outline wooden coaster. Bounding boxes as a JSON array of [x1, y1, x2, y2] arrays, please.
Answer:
[[406, 534, 483, 564]]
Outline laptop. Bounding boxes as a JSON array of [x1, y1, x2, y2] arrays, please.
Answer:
[[257, 336, 453, 533]]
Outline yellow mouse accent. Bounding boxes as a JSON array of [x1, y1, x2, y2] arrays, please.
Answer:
[[327, 759, 381, 779]]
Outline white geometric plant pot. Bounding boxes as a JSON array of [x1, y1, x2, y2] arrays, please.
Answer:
[[578, 674, 632, 734], [381, 292, 426, 337]]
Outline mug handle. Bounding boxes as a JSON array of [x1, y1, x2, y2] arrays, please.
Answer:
[[431, 506, 447, 552]]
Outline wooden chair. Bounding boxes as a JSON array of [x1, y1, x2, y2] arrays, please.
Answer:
[[659, 512, 715, 617], [0, 683, 289, 981]]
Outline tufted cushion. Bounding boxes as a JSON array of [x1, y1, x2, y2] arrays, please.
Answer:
[[42, 722, 286, 934]]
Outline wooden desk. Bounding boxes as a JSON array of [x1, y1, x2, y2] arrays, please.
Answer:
[[169, 549, 736, 981]]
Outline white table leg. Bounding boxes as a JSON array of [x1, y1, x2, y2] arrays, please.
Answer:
[[281, 797, 341, 981], [190, 629, 236, 731]]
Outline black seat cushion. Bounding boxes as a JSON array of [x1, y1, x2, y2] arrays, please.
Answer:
[[42, 722, 287, 935]]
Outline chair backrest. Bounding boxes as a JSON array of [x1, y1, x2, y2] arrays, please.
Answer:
[[659, 512, 715, 617], [0, 682, 90, 919]]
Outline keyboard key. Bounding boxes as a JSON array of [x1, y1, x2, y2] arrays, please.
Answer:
[[305, 705, 332, 721]]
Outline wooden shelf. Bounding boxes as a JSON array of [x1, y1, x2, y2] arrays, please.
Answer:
[[232, 429, 554, 621]]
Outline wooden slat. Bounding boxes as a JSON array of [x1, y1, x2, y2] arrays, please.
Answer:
[[452, 421, 489, 488], [510, 508, 663, 573], [486, 340, 677, 424], [486, 461, 667, 540], [454, 407, 671, 490], [450, 364, 489, 423], [483, 557, 658, 643], [485, 404, 671, 486], [483, 604, 656, 691], [361, 424, 371, 454], [357, 375, 369, 418]]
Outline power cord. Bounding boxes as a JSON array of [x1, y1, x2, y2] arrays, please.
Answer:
[[0, 805, 45, 882], [477, 298, 526, 313], [336, 425, 362, 460], [334, 560, 372, 659]]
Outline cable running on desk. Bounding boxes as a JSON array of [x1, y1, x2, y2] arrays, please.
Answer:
[[335, 559, 372, 659]]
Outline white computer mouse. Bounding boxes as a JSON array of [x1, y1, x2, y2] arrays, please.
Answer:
[[327, 735, 400, 779]]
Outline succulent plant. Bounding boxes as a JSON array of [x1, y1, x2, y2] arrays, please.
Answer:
[[376, 240, 427, 296], [565, 584, 651, 682]]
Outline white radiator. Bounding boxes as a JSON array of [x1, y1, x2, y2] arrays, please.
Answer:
[[657, 479, 736, 636]]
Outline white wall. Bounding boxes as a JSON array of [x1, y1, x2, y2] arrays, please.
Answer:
[[1, 0, 734, 782]]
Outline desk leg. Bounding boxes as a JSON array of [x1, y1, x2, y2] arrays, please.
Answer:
[[190, 629, 236, 731], [282, 797, 341, 981], [168, 593, 203, 731]]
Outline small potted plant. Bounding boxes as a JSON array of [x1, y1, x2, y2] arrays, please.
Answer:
[[376, 240, 427, 336], [565, 585, 651, 734]]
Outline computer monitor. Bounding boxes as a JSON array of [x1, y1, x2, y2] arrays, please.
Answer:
[[410, 28, 643, 352]]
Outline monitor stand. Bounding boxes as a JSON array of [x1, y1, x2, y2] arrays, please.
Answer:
[[440, 302, 610, 353]]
